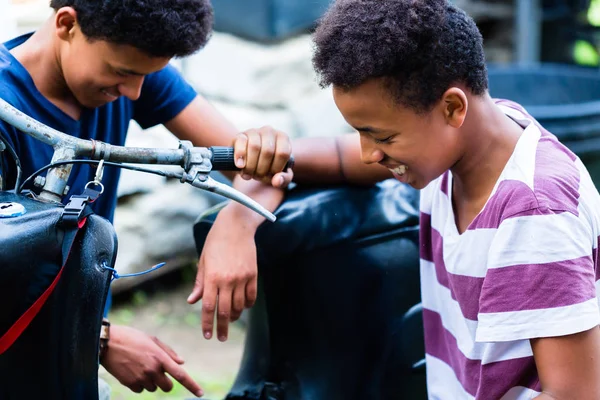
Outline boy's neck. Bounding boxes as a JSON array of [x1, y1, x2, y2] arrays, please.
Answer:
[[10, 17, 82, 120], [450, 93, 524, 208]]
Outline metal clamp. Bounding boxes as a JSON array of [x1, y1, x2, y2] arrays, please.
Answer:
[[84, 159, 105, 195]]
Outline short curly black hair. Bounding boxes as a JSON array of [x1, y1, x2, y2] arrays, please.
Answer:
[[313, 0, 488, 113], [50, 0, 213, 58]]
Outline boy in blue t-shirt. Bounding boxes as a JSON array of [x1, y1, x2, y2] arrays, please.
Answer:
[[0, 0, 293, 397]]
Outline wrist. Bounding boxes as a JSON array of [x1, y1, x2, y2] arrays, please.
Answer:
[[99, 318, 110, 362], [216, 203, 264, 232], [226, 176, 285, 229]]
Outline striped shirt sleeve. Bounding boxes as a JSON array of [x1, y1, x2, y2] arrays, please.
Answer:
[[476, 207, 600, 343]]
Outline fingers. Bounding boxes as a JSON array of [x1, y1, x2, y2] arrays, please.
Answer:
[[244, 130, 262, 179], [187, 260, 204, 304], [152, 335, 185, 364], [154, 373, 174, 393], [201, 281, 218, 340], [245, 276, 258, 308], [254, 129, 276, 178], [128, 384, 144, 394], [142, 381, 158, 393], [270, 130, 292, 176], [126, 372, 158, 393], [233, 132, 248, 170], [271, 169, 294, 189], [231, 285, 246, 322], [235, 126, 292, 182], [161, 357, 203, 398], [217, 287, 233, 341]]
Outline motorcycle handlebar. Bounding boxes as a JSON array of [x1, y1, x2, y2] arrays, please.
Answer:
[[0, 97, 292, 222], [209, 146, 295, 172]]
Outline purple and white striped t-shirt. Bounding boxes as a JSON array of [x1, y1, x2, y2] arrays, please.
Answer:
[[419, 99, 600, 399]]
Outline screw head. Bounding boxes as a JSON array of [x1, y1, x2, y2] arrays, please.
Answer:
[[33, 176, 46, 188]]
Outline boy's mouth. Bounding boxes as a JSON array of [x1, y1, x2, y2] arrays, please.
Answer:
[[101, 89, 119, 100], [389, 165, 408, 176]]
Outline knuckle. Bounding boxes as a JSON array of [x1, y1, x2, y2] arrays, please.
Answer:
[[219, 272, 239, 284], [280, 146, 293, 158], [248, 141, 261, 152], [205, 271, 218, 282], [202, 302, 216, 313], [232, 303, 244, 313], [218, 310, 230, 319], [241, 270, 256, 281], [261, 146, 275, 157], [276, 147, 292, 160], [276, 131, 291, 142]]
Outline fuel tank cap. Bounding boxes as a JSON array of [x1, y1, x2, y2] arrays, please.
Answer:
[[0, 202, 26, 218]]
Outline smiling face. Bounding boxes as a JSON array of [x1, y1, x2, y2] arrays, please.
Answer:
[[333, 79, 466, 189], [55, 8, 170, 108]]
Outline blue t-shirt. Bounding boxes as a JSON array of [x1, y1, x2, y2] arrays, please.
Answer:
[[0, 33, 197, 222]]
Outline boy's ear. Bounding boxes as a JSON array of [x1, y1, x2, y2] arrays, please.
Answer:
[[442, 87, 468, 129], [55, 7, 78, 41]]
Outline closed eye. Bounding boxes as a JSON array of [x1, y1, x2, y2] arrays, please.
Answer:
[[373, 135, 394, 144]]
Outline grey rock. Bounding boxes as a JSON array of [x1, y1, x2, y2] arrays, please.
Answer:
[[182, 32, 316, 108], [111, 180, 220, 292]]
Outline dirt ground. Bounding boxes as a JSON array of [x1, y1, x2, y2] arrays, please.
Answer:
[[98, 267, 246, 400]]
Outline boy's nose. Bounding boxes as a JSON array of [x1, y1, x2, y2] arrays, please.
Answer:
[[118, 76, 145, 101], [360, 136, 385, 165]]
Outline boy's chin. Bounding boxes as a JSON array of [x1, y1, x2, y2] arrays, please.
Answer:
[[407, 178, 429, 190]]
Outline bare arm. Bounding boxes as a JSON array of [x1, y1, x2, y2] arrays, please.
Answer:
[[164, 95, 241, 179], [163, 95, 290, 341], [532, 326, 600, 400], [165, 96, 390, 186], [164, 94, 288, 213], [291, 134, 391, 185]]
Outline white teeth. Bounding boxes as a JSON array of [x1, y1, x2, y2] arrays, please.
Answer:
[[102, 90, 118, 99], [390, 165, 408, 176]]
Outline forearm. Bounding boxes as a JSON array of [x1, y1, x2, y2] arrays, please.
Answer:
[[291, 134, 391, 185], [166, 97, 389, 186], [216, 175, 286, 230]]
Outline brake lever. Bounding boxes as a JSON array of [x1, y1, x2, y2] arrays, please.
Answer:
[[189, 175, 276, 222]]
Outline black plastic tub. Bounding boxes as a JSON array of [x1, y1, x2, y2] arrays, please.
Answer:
[[212, 0, 332, 42], [488, 63, 600, 185]]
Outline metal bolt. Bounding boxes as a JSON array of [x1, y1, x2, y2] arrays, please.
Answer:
[[63, 185, 70, 196], [33, 176, 46, 188]]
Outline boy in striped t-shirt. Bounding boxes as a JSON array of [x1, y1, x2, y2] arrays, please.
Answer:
[[420, 98, 600, 399], [307, 0, 600, 398]]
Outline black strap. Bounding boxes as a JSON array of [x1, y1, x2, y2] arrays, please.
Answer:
[[60, 187, 101, 228]]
